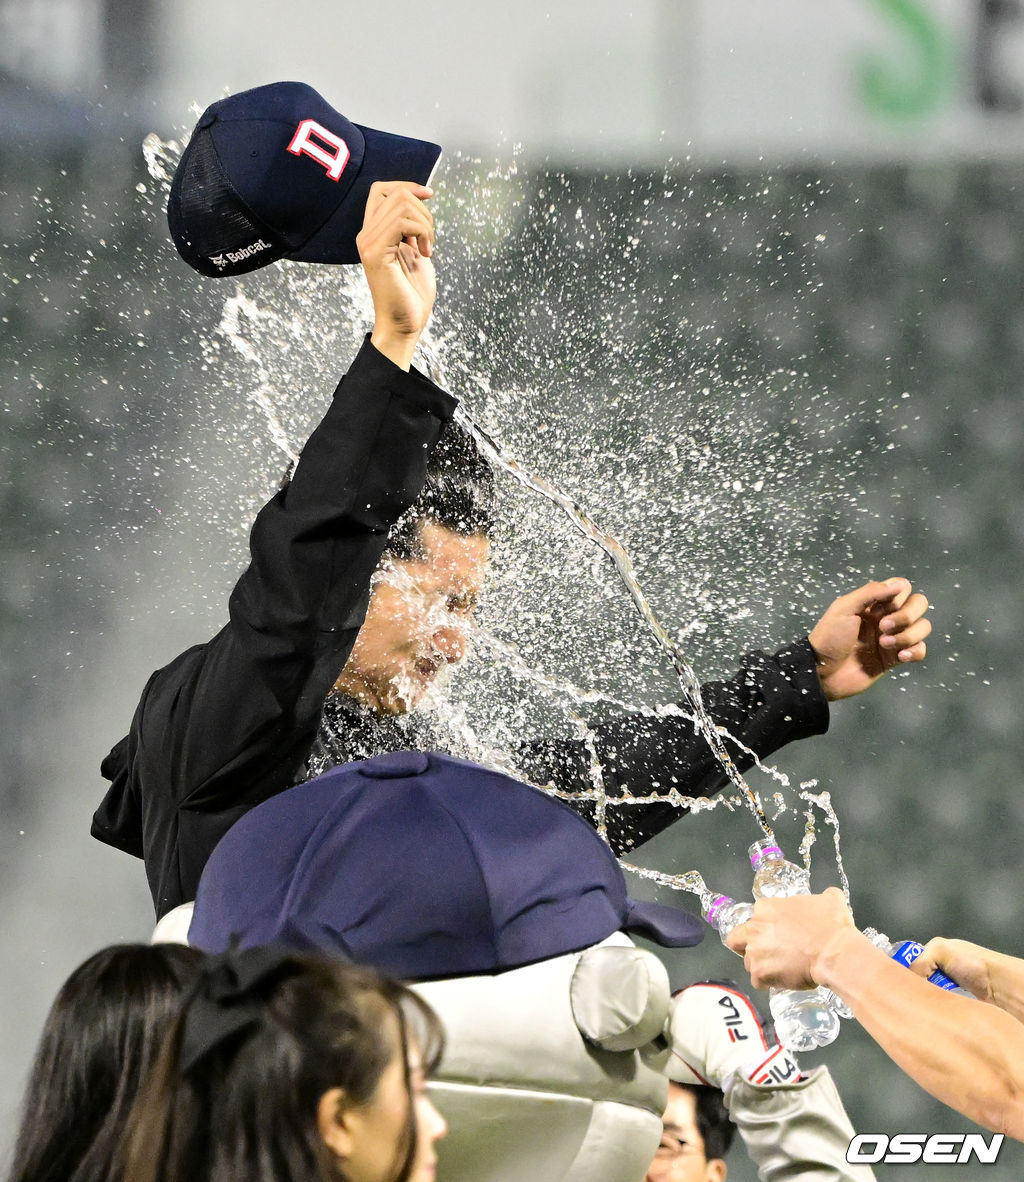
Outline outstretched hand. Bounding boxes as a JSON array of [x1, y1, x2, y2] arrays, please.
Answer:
[[357, 180, 436, 371], [726, 888, 857, 992], [808, 577, 931, 701], [912, 938, 1024, 1025], [910, 938, 995, 1004]]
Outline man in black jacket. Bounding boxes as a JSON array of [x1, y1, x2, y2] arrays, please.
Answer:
[[93, 180, 932, 918]]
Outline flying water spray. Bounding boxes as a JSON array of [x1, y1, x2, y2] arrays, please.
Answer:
[[422, 338, 774, 837], [136, 132, 872, 902]]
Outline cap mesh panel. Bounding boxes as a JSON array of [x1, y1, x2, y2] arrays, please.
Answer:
[[171, 131, 283, 268]]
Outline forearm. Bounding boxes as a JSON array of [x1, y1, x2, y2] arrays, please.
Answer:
[[981, 950, 1024, 1025], [234, 336, 455, 641], [603, 638, 829, 850], [521, 639, 829, 853], [724, 1067, 874, 1182], [649, 637, 829, 797], [815, 930, 1024, 1137]]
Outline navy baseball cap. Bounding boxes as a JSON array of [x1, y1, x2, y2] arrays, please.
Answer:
[[189, 751, 704, 980], [167, 81, 441, 278]]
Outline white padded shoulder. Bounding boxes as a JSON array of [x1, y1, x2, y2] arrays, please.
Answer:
[[150, 902, 194, 945]]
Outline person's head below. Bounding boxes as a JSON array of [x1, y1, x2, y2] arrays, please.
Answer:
[[335, 420, 496, 716], [9, 943, 203, 1182], [119, 947, 447, 1182], [646, 1082, 734, 1182]]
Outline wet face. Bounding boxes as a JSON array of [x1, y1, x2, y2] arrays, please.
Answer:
[[645, 1084, 727, 1182], [334, 520, 490, 716]]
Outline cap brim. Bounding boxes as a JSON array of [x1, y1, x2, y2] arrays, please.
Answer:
[[288, 124, 441, 266], [621, 898, 705, 949]]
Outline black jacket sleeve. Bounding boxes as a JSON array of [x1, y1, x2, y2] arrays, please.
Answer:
[[92, 337, 457, 915], [519, 636, 829, 855]]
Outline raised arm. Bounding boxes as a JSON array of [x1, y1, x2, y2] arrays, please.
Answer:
[[94, 184, 455, 913], [524, 575, 930, 854]]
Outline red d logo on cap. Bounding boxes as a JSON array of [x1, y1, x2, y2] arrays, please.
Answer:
[[286, 119, 351, 181]]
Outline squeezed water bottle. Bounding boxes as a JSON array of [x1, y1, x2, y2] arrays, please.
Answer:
[[702, 891, 840, 1053], [703, 893, 754, 939], [863, 928, 974, 997], [767, 985, 842, 1052], [748, 839, 854, 1018], [749, 839, 811, 899], [747, 839, 845, 1047]]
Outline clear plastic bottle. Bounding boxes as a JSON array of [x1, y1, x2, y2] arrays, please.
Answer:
[[767, 988, 842, 1053], [703, 893, 754, 938], [749, 838, 811, 898], [863, 928, 974, 997], [747, 839, 847, 1042], [747, 837, 854, 1016], [702, 892, 841, 1053]]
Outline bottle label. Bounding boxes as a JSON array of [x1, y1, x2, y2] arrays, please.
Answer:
[[890, 941, 961, 991], [890, 939, 924, 969]]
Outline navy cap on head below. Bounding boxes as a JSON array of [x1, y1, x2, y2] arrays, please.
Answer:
[[167, 81, 441, 278], [188, 751, 703, 980]]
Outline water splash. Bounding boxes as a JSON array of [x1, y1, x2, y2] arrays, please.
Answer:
[[142, 132, 181, 187], [469, 623, 780, 841], [216, 294, 300, 465], [134, 135, 883, 893], [421, 339, 773, 836], [621, 863, 714, 913], [799, 784, 851, 901]]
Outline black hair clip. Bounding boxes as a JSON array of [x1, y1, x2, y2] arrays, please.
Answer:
[[178, 943, 300, 1076]]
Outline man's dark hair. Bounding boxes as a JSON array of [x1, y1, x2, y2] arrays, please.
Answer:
[[385, 418, 497, 558], [692, 1085, 736, 1161]]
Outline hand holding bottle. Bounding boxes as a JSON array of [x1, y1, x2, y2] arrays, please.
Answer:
[[705, 889, 841, 1052], [863, 929, 971, 993], [725, 887, 858, 992]]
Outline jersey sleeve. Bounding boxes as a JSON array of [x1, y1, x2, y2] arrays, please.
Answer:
[[93, 337, 456, 912], [521, 637, 829, 854]]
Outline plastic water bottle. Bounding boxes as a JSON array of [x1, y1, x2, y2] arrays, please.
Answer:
[[767, 988, 842, 1052], [702, 892, 840, 1053], [863, 928, 974, 997], [747, 839, 845, 1047], [703, 893, 754, 939], [747, 837, 853, 1015], [749, 839, 811, 899]]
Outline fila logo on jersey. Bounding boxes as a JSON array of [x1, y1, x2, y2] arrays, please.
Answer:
[[717, 993, 750, 1043], [750, 1047, 799, 1086], [287, 119, 351, 181]]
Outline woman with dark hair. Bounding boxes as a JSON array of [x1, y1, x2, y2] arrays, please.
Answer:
[[7, 943, 203, 1182], [119, 946, 447, 1182]]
